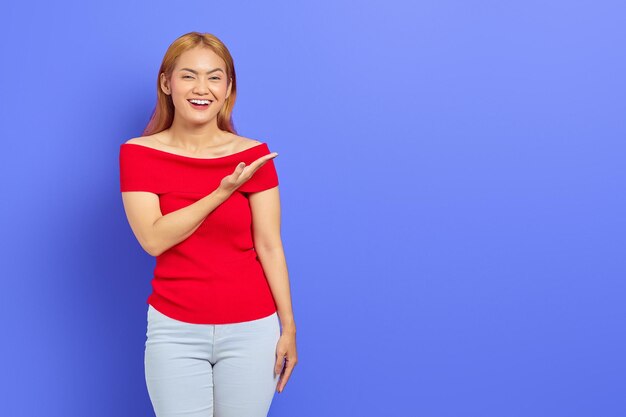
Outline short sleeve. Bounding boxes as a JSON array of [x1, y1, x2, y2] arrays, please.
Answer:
[[238, 155, 279, 193], [119, 144, 160, 193]]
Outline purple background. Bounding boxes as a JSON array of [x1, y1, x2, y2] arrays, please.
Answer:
[[1, 1, 624, 416]]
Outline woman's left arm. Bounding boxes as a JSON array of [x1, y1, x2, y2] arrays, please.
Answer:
[[248, 187, 298, 393]]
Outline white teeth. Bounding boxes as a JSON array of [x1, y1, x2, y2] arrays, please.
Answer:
[[189, 99, 211, 105]]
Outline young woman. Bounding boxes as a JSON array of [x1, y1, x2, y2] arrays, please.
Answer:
[[119, 32, 297, 417]]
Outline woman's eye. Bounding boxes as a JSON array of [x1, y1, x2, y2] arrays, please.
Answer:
[[183, 75, 193, 79], [211, 77, 221, 80]]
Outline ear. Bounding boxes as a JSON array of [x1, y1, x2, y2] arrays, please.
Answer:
[[226, 77, 232, 100], [160, 73, 171, 95]]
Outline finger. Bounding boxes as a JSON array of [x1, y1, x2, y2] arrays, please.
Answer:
[[249, 152, 278, 170], [227, 162, 245, 179], [233, 163, 256, 183], [277, 359, 296, 393], [276, 367, 286, 393], [234, 161, 246, 173], [274, 354, 285, 376]]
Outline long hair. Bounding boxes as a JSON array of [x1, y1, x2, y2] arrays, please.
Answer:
[[142, 32, 238, 136]]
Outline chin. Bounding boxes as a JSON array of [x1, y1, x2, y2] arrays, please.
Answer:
[[190, 117, 214, 124]]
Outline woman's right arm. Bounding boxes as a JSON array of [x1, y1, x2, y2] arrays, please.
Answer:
[[122, 187, 231, 257], [121, 153, 277, 257]]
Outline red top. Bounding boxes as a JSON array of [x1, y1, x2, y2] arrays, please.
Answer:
[[119, 141, 279, 324]]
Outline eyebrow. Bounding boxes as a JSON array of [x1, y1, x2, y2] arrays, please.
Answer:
[[179, 68, 225, 74]]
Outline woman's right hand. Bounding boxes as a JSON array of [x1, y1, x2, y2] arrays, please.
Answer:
[[218, 152, 278, 194]]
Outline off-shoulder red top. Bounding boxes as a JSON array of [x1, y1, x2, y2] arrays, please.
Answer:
[[119, 141, 279, 324]]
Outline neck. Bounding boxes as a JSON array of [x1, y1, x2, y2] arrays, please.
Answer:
[[166, 114, 230, 150]]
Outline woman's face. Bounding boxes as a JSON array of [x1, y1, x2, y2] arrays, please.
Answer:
[[160, 46, 232, 125]]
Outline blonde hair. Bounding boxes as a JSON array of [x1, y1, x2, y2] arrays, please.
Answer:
[[142, 32, 238, 136]]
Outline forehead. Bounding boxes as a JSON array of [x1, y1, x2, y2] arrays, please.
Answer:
[[174, 47, 226, 71]]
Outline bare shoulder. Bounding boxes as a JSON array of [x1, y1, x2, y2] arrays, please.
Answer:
[[229, 134, 266, 152], [123, 134, 160, 148], [123, 137, 143, 145]]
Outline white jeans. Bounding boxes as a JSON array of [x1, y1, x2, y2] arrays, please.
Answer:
[[144, 304, 281, 417]]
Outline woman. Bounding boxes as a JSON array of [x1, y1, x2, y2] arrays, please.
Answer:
[[119, 32, 297, 417]]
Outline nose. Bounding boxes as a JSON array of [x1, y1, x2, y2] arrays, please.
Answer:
[[193, 78, 210, 95]]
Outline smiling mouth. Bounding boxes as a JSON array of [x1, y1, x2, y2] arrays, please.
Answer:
[[187, 99, 213, 110], [188, 99, 213, 109]]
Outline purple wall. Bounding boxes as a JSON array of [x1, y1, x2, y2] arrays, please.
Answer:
[[1, 1, 624, 416]]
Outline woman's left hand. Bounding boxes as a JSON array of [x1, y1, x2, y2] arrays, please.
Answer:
[[274, 331, 298, 393]]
